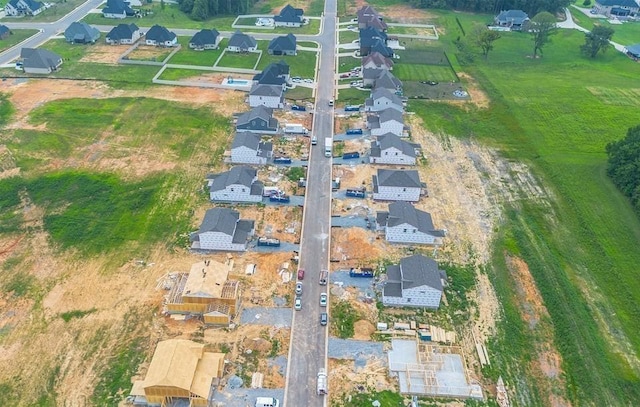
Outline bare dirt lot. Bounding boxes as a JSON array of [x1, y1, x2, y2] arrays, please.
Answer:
[[126, 45, 172, 61], [80, 44, 129, 64]]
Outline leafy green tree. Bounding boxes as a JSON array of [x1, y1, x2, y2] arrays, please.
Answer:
[[527, 12, 558, 58], [190, 0, 209, 20], [179, 0, 194, 14], [606, 125, 640, 212], [473, 24, 501, 59], [581, 25, 614, 58]]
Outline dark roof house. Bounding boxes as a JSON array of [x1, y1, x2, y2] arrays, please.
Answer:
[[19, 48, 62, 74], [0, 25, 10, 40], [494, 10, 529, 30], [106, 23, 139, 43], [268, 33, 297, 55], [102, 0, 135, 17], [228, 30, 257, 51], [236, 105, 279, 133], [189, 29, 220, 50], [64, 22, 101, 44], [274, 4, 304, 26], [145, 25, 177, 46]]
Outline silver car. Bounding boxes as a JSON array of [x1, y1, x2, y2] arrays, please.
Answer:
[[295, 297, 302, 311], [295, 282, 303, 295]]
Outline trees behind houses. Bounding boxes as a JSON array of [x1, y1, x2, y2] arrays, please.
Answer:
[[404, 0, 570, 15], [581, 25, 615, 58], [179, 0, 254, 20], [606, 125, 640, 213], [527, 12, 558, 58]]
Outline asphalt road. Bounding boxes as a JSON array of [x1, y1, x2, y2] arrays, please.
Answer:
[[283, 0, 337, 406]]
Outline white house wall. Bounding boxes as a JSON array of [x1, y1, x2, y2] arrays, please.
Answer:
[[249, 95, 283, 109], [210, 183, 262, 202], [385, 224, 438, 244], [372, 186, 420, 202], [383, 284, 441, 309], [197, 231, 246, 251], [231, 146, 266, 164], [369, 147, 415, 165]]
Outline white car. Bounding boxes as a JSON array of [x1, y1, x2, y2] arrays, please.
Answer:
[[294, 297, 302, 311], [320, 293, 327, 307]]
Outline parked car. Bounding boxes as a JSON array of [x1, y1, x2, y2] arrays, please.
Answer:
[[295, 297, 302, 311], [295, 282, 303, 295], [291, 104, 306, 111], [340, 73, 350, 78], [320, 293, 327, 307], [320, 312, 328, 325], [298, 269, 305, 280]]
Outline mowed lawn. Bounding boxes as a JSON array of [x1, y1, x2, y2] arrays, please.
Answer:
[[216, 50, 260, 69], [256, 41, 317, 79], [414, 14, 640, 405], [393, 64, 457, 82], [168, 38, 228, 66], [0, 30, 39, 53]]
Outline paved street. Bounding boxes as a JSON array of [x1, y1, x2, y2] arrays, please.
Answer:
[[283, 0, 337, 406]]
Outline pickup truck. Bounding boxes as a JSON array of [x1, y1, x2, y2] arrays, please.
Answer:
[[346, 128, 363, 135], [291, 104, 306, 111], [269, 193, 291, 203], [273, 157, 292, 164]]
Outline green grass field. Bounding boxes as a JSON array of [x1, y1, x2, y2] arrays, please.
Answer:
[[0, 30, 39, 53], [393, 64, 457, 82], [216, 50, 260, 69], [284, 86, 313, 101], [256, 42, 317, 78], [168, 38, 228, 66], [569, 8, 640, 46], [414, 11, 640, 405], [339, 29, 359, 44], [0, 0, 85, 22]]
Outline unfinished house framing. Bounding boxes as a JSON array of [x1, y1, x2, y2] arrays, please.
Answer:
[[166, 260, 240, 326], [388, 339, 483, 399], [130, 339, 225, 407]]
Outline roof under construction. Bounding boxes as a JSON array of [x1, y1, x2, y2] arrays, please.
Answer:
[[183, 260, 230, 299]]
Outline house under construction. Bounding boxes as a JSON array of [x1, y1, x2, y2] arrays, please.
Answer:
[[166, 260, 240, 326], [130, 339, 225, 407]]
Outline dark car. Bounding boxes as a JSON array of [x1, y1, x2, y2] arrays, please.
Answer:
[[320, 312, 328, 326], [291, 104, 306, 111]]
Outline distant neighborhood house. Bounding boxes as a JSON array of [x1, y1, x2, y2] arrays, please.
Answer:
[[64, 22, 100, 44], [190, 207, 255, 252], [249, 84, 285, 109], [230, 131, 273, 165], [372, 169, 422, 202], [494, 10, 529, 30], [102, 0, 136, 19], [369, 133, 417, 165], [227, 30, 257, 52], [105, 23, 140, 45], [625, 43, 640, 59], [19, 48, 62, 74], [368, 108, 404, 137], [207, 166, 264, 203], [0, 25, 11, 40], [4, 0, 46, 16], [235, 105, 279, 134], [365, 88, 404, 113], [253, 60, 290, 88], [145, 24, 177, 47], [382, 254, 446, 309], [357, 5, 387, 31], [189, 28, 220, 50], [593, 0, 639, 16], [268, 33, 297, 56], [362, 51, 394, 71], [377, 201, 445, 245], [274, 4, 305, 27]]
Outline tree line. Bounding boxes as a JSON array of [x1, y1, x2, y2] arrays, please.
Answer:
[[178, 0, 256, 21], [404, 0, 570, 15], [607, 126, 640, 214]]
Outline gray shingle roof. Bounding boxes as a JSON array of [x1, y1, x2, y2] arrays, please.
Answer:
[[399, 254, 443, 291], [378, 108, 404, 124], [496, 10, 529, 24], [369, 88, 403, 107], [0, 25, 9, 37], [102, 0, 133, 15], [20, 48, 62, 70], [236, 105, 276, 128], [106, 23, 139, 41], [597, 0, 639, 6], [375, 133, 416, 157], [268, 33, 296, 52], [64, 22, 100, 43], [274, 4, 303, 23], [257, 141, 273, 157], [374, 71, 402, 90], [146, 24, 176, 42], [250, 84, 284, 97], [385, 202, 445, 237], [359, 27, 387, 45], [233, 219, 255, 243], [357, 5, 379, 21], [626, 43, 640, 56], [228, 30, 257, 49], [209, 166, 257, 192], [190, 29, 219, 47], [196, 207, 239, 236], [362, 52, 393, 68], [376, 169, 421, 188], [232, 131, 261, 150]]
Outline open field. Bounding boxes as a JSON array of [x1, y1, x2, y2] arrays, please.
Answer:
[[412, 10, 640, 405], [569, 8, 640, 46], [216, 50, 260, 69], [168, 38, 228, 66]]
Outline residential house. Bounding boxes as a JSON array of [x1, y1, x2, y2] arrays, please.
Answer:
[[359, 27, 391, 57], [189, 28, 220, 50], [372, 168, 421, 201], [374, 70, 403, 93], [0, 25, 10, 40], [365, 88, 404, 113], [368, 108, 404, 137], [64, 22, 100, 44], [145, 24, 177, 47], [377, 201, 445, 244], [190, 207, 255, 252], [249, 84, 284, 109], [593, 0, 639, 16], [356, 5, 387, 31], [369, 133, 417, 165], [274, 4, 304, 27], [268, 33, 297, 56], [231, 132, 273, 164], [19, 48, 62, 74], [382, 254, 445, 309], [207, 166, 264, 202], [235, 105, 279, 134], [227, 30, 257, 52], [494, 10, 530, 30], [105, 23, 140, 45], [165, 260, 240, 326], [4, 0, 45, 16], [102, 0, 135, 19], [253, 60, 290, 88], [129, 339, 225, 406], [361, 51, 393, 71]]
